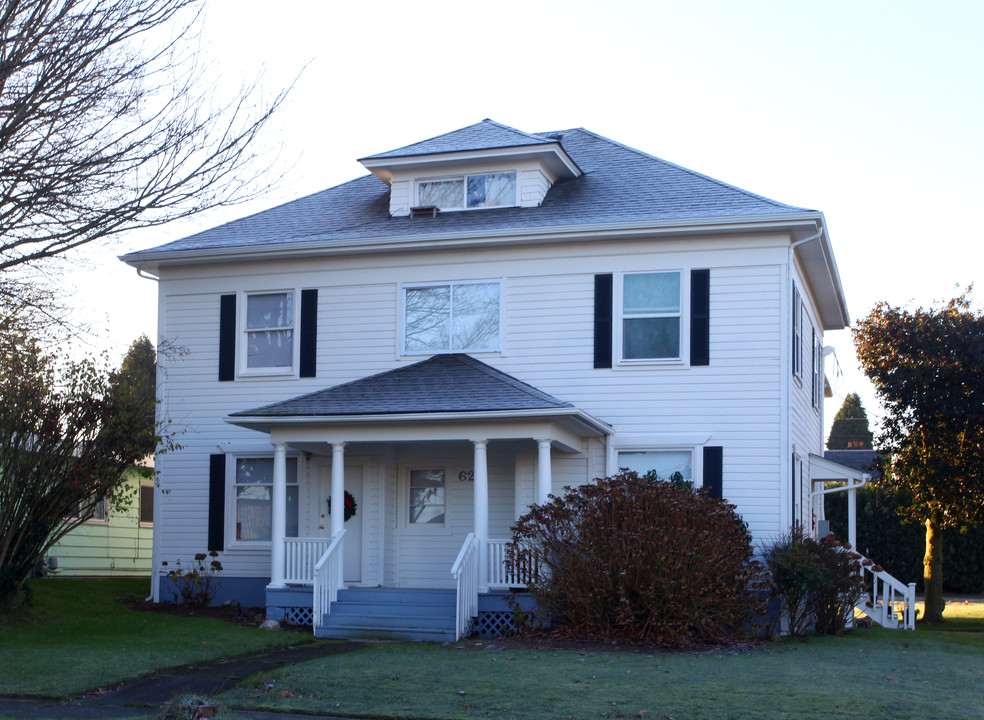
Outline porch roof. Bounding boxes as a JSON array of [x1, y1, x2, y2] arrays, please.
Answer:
[[227, 354, 612, 448]]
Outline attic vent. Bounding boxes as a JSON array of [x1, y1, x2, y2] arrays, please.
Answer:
[[544, 133, 563, 141], [410, 205, 440, 218]]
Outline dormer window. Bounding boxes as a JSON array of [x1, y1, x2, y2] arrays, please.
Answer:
[[417, 172, 516, 211]]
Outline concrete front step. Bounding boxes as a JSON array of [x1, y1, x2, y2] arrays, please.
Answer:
[[315, 587, 458, 641]]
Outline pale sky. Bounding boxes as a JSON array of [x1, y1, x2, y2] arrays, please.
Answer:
[[68, 0, 984, 440]]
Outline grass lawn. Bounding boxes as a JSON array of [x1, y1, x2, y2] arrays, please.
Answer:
[[221, 601, 984, 720], [0, 577, 304, 697]]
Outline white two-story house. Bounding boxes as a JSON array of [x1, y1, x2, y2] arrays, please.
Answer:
[[123, 120, 868, 639]]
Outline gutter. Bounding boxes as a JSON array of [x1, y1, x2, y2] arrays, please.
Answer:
[[120, 212, 827, 270], [225, 406, 614, 436]]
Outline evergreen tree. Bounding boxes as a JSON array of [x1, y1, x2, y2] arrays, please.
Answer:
[[827, 393, 874, 449]]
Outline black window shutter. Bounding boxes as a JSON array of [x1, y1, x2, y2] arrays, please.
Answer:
[[690, 268, 710, 366], [208, 454, 226, 552], [300, 288, 318, 378], [218, 294, 236, 382], [593, 274, 613, 369], [703, 446, 723, 499]]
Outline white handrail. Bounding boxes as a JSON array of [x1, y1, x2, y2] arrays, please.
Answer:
[[451, 533, 478, 641], [311, 528, 346, 635], [858, 555, 917, 630], [284, 537, 330, 585]]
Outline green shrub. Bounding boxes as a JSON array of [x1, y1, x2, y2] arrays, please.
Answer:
[[508, 470, 768, 647], [763, 526, 865, 635], [826, 486, 984, 593]]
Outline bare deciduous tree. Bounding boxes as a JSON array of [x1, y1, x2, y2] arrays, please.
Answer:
[[0, 0, 289, 273]]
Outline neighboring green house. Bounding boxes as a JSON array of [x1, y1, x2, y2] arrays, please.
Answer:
[[46, 466, 154, 577]]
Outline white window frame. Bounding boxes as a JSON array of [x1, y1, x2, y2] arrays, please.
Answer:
[[616, 269, 687, 365], [238, 289, 300, 378], [414, 171, 518, 211], [398, 464, 452, 533], [615, 445, 700, 488], [225, 453, 302, 549], [82, 495, 111, 525], [401, 279, 502, 355]]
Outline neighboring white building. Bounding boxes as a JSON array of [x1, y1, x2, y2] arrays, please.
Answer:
[[123, 120, 862, 638]]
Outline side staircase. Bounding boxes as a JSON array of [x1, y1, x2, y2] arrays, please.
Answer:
[[314, 588, 457, 641], [853, 552, 917, 630]]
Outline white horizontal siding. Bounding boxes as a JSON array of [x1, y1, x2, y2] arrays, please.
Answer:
[[154, 232, 804, 580]]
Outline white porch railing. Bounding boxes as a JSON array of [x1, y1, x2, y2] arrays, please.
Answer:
[[857, 553, 917, 630], [284, 537, 330, 585], [311, 528, 346, 633], [451, 533, 479, 641], [487, 538, 540, 588]]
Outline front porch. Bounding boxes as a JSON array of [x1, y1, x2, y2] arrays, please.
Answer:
[[227, 355, 610, 640]]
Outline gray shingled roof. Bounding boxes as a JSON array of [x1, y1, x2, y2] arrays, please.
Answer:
[[124, 120, 815, 261], [824, 450, 881, 478], [231, 354, 574, 417], [359, 119, 553, 160]]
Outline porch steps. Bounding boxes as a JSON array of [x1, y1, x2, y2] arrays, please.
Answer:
[[314, 588, 457, 641]]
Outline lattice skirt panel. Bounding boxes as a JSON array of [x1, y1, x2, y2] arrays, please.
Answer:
[[477, 610, 515, 638], [283, 606, 314, 626]]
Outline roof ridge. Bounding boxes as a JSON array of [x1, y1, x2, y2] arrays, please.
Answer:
[[479, 118, 553, 145], [571, 127, 810, 212], [359, 119, 550, 161]]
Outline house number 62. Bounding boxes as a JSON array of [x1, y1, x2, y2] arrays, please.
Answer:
[[458, 470, 474, 482]]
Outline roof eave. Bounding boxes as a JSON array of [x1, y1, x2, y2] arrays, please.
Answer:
[[225, 406, 613, 437], [120, 212, 828, 274], [358, 142, 582, 184]]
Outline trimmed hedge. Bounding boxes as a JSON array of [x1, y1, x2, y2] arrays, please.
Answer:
[[826, 486, 984, 593]]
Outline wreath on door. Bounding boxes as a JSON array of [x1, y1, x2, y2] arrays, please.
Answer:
[[326, 491, 358, 522]]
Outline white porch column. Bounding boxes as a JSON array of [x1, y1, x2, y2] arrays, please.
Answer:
[[473, 439, 489, 593], [331, 442, 346, 587], [848, 485, 858, 550], [535, 438, 553, 505], [269, 442, 287, 588]]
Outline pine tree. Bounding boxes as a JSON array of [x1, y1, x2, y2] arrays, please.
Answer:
[[827, 393, 874, 449]]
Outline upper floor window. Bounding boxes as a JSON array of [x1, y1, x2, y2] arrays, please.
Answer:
[[417, 172, 516, 210], [242, 291, 295, 372], [404, 281, 500, 354], [621, 271, 682, 361]]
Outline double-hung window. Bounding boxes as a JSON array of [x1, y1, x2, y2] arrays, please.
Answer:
[[417, 172, 516, 210], [404, 281, 500, 353], [232, 457, 299, 543], [242, 291, 295, 373], [621, 271, 682, 361]]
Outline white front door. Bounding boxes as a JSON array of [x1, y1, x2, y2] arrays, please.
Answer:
[[318, 464, 363, 584]]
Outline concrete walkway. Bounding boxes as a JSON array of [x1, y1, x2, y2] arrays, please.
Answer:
[[0, 640, 366, 719]]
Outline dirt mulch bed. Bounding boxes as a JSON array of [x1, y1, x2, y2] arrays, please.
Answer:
[[122, 595, 310, 632]]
